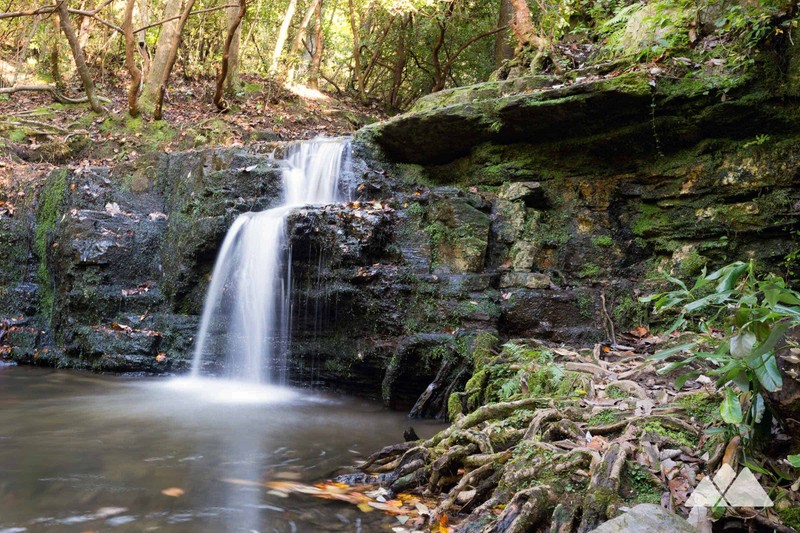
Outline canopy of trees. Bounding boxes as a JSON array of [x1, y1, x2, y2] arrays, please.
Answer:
[[0, 0, 796, 119]]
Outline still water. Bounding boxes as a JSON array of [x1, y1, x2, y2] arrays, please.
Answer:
[[0, 366, 442, 532]]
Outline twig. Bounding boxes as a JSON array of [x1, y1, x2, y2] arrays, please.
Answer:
[[133, 4, 240, 33], [600, 290, 617, 346]]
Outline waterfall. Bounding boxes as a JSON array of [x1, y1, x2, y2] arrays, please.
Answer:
[[190, 138, 351, 385]]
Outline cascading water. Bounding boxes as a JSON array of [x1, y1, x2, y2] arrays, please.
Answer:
[[188, 138, 352, 388]]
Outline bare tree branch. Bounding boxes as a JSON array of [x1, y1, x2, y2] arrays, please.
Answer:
[[133, 4, 240, 33]]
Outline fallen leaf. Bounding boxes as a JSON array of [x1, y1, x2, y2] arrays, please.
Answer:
[[439, 514, 450, 533], [357, 502, 375, 513], [105, 202, 123, 216]]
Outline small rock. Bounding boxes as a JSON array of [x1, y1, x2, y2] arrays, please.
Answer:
[[641, 441, 660, 467], [660, 458, 679, 479], [499, 272, 551, 289], [659, 449, 681, 461], [591, 503, 696, 533], [498, 181, 546, 207]]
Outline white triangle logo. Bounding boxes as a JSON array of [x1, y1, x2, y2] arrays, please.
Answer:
[[686, 465, 773, 508], [724, 468, 774, 507]]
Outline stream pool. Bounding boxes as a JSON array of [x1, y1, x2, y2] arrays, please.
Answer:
[[0, 365, 444, 532]]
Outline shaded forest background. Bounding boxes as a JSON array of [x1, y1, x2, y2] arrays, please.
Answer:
[[2, 0, 796, 118], [0, 0, 798, 180]]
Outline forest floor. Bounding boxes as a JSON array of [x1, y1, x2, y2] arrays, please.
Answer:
[[0, 73, 383, 197], [253, 332, 800, 533]]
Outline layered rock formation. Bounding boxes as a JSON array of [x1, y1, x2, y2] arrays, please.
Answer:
[[1, 68, 798, 417]]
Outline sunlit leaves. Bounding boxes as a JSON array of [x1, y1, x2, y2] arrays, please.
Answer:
[[643, 260, 800, 444], [720, 388, 743, 425]]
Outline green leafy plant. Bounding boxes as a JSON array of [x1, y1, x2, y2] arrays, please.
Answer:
[[788, 455, 800, 491], [785, 231, 800, 282], [743, 134, 771, 148], [642, 261, 800, 443]]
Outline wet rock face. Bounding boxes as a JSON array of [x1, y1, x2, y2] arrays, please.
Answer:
[[2, 72, 799, 418]]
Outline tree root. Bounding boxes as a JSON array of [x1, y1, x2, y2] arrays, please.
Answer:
[[482, 485, 557, 533], [429, 444, 477, 492], [352, 392, 741, 532], [578, 441, 632, 532], [359, 441, 416, 470], [434, 461, 497, 518], [426, 396, 552, 447]]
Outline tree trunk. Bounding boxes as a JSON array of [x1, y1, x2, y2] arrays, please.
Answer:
[[389, 15, 409, 109], [286, 0, 320, 84], [269, 0, 297, 76], [509, 0, 560, 73], [141, 0, 184, 110], [57, 0, 103, 113], [509, 0, 536, 47], [347, 0, 365, 102], [77, 0, 93, 52], [494, 0, 514, 66], [224, 1, 243, 91], [214, 0, 246, 108], [307, 0, 323, 89], [123, 0, 142, 116], [136, 0, 151, 80], [151, 0, 197, 119], [50, 16, 65, 92], [430, 2, 454, 93]]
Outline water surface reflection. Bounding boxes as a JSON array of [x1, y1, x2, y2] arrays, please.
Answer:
[[0, 367, 443, 532]]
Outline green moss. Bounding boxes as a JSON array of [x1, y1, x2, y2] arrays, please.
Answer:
[[643, 421, 698, 448], [777, 504, 800, 530], [425, 221, 449, 265], [605, 385, 629, 399], [472, 332, 498, 370], [406, 202, 425, 219], [622, 461, 663, 505], [578, 262, 602, 279], [447, 393, 463, 421], [8, 129, 27, 143], [125, 116, 145, 131], [34, 169, 68, 321], [453, 299, 500, 320], [676, 392, 719, 424], [592, 235, 614, 248], [631, 203, 671, 237], [323, 357, 352, 377], [587, 409, 619, 426], [402, 290, 442, 333], [421, 344, 452, 372], [612, 295, 648, 330], [577, 293, 595, 320], [465, 369, 488, 393], [395, 163, 431, 186], [243, 82, 262, 94]]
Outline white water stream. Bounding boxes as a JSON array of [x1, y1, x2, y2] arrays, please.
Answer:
[[188, 138, 351, 389]]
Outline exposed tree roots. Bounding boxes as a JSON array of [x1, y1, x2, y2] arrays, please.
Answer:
[[349, 395, 715, 531]]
